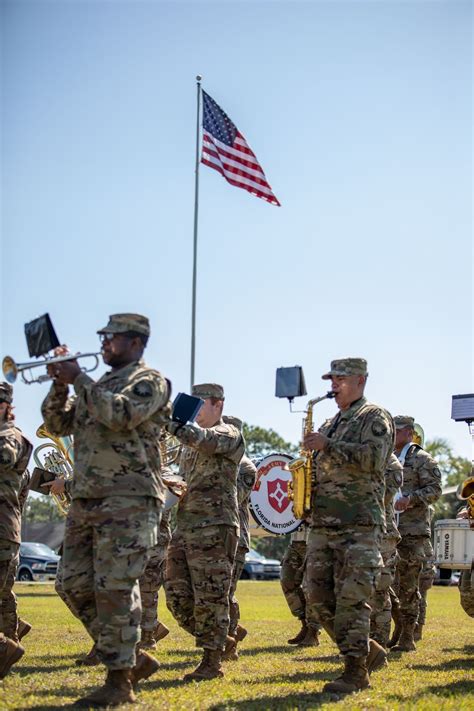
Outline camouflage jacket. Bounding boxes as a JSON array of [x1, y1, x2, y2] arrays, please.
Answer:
[[396, 444, 442, 537], [384, 453, 403, 540], [41, 359, 172, 501], [313, 397, 394, 528], [237, 455, 257, 550], [0, 423, 33, 543], [170, 417, 245, 531]]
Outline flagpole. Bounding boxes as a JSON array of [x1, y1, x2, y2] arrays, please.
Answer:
[[190, 75, 202, 390]]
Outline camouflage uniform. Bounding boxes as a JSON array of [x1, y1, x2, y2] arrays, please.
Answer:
[[138, 510, 171, 635], [305, 359, 394, 661], [394, 418, 442, 628], [164, 384, 245, 653], [417, 533, 436, 628], [281, 525, 308, 622], [370, 453, 402, 647], [41, 314, 171, 671], [459, 563, 474, 618], [228, 453, 256, 638], [0, 391, 33, 644]]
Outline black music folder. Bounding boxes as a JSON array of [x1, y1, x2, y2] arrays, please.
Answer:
[[24, 313, 60, 357], [172, 393, 203, 425]]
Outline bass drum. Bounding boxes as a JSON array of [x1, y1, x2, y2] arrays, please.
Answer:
[[250, 453, 302, 535]]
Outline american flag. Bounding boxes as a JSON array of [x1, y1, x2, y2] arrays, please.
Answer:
[[201, 91, 280, 206]]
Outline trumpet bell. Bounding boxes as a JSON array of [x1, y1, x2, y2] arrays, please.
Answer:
[[2, 356, 18, 384]]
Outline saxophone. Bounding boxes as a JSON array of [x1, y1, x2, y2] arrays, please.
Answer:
[[460, 476, 474, 528], [33, 424, 74, 516], [288, 391, 335, 520]]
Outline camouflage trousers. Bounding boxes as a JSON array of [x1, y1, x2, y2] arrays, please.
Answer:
[[0, 541, 20, 641], [164, 525, 238, 651], [306, 526, 382, 657], [228, 544, 248, 637], [395, 534, 427, 624], [55, 552, 80, 619], [280, 540, 307, 621], [418, 560, 436, 626], [138, 542, 168, 631], [459, 564, 474, 618], [62, 496, 160, 670], [370, 536, 399, 647]]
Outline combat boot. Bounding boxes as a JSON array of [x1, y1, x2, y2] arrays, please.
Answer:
[[153, 621, 170, 642], [413, 623, 423, 641], [139, 629, 157, 650], [17, 619, 32, 641], [387, 600, 402, 648], [130, 649, 160, 688], [222, 635, 238, 661], [74, 669, 136, 707], [366, 639, 388, 673], [323, 655, 370, 694], [183, 649, 224, 681], [287, 621, 307, 645], [234, 624, 247, 642], [0, 638, 24, 679], [75, 642, 100, 666], [391, 622, 417, 652], [296, 625, 320, 647]]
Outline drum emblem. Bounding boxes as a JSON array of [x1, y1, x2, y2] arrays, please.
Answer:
[[267, 478, 290, 513]]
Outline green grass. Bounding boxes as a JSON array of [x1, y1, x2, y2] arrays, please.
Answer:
[[0, 582, 472, 710]]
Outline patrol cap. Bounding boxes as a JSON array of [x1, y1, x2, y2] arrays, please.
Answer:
[[0, 381, 13, 404], [394, 415, 415, 430], [97, 313, 150, 337], [321, 358, 368, 380], [192, 383, 225, 400]]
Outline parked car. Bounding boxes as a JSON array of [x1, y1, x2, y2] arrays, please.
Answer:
[[17, 542, 60, 582], [241, 549, 281, 580]]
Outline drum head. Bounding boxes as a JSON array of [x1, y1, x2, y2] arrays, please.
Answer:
[[250, 453, 302, 535]]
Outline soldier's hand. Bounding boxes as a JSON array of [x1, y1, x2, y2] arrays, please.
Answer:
[[394, 495, 411, 512], [49, 359, 81, 385], [304, 432, 329, 451], [456, 508, 469, 520], [41, 478, 66, 496]]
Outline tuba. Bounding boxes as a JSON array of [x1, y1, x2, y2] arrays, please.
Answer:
[[288, 392, 335, 520], [460, 476, 474, 527], [34, 424, 74, 516]]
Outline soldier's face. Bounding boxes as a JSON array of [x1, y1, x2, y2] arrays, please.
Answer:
[[196, 398, 223, 428], [100, 334, 137, 367], [330, 374, 365, 411], [395, 426, 413, 450]]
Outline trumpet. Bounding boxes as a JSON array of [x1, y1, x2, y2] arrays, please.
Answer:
[[34, 424, 74, 516], [2, 352, 100, 385]]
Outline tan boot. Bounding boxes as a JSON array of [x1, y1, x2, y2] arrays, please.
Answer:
[[74, 669, 136, 707], [0, 638, 25, 679], [413, 623, 423, 642], [366, 639, 388, 674], [130, 649, 160, 688], [323, 655, 370, 694], [139, 629, 157, 650], [287, 621, 307, 645], [17, 619, 32, 641], [296, 625, 320, 647], [75, 642, 100, 666], [234, 624, 247, 642], [154, 621, 170, 642], [183, 649, 224, 681], [391, 622, 417, 652], [222, 635, 238, 661]]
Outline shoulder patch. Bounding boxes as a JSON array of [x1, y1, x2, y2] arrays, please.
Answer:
[[133, 380, 153, 398], [371, 419, 388, 437]]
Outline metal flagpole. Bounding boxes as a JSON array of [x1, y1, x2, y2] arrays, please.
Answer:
[[190, 75, 202, 390]]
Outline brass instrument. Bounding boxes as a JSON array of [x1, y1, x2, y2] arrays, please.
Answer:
[[413, 423, 425, 448], [159, 432, 182, 467], [34, 424, 74, 516], [2, 352, 100, 385], [288, 391, 335, 520], [460, 476, 474, 525]]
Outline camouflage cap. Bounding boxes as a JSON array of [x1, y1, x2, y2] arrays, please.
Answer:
[[192, 383, 225, 400], [321, 358, 368, 380], [0, 381, 13, 404], [97, 313, 150, 337], [394, 415, 415, 429]]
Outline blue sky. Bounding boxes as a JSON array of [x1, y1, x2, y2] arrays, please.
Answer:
[[1, 0, 472, 463]]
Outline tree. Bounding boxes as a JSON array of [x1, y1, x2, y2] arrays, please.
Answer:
[[23, 493, 64, 523], [425, 438, 471, 521], [242, 422, 298, 460]]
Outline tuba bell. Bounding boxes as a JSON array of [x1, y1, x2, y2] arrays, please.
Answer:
[[34, 424, 74, 516]]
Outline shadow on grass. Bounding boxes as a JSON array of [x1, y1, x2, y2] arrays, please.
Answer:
[[412, 657, 473, 672], [210, 690, 330, 709], [388, 679, 474, 702], [16, 591, 58, 598], [239, 645, 306, 656], [234, 670, 336, 685], [442, 643, 474, 655]]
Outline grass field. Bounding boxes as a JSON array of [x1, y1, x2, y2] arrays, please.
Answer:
[[0, 582, 472, 710]]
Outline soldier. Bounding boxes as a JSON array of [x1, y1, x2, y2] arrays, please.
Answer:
[[370, 453, 403, 648], [0, 382, 32, 678], [164, 384, 245, 681], [304, 358, 394, 694], [281, 521, 321, 647], [225, 451, 257, 659], [391, 415, 441, 653], [415, 530, 436, 641], [41, 313, 172, 707]]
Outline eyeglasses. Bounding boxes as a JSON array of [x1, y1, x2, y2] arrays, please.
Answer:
[[99, 333, 116, 343]]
